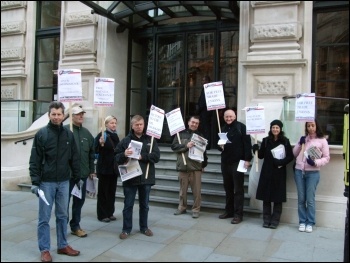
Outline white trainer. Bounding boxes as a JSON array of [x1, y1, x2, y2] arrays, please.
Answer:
[[306, 225, 313, 233], [299, 223, 306, 232]]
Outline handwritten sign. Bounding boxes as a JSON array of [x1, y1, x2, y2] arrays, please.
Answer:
[[165, 108, 185, 136], [146, 105, 165, 139], [58, 69, 82, 102], [295, 93, 315, 122], [204, 81, 226, 111], [244, 106, 265, 134], [94, 77, 115, 106]]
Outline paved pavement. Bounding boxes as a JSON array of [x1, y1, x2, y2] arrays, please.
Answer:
[[1, 190, 345, 262]]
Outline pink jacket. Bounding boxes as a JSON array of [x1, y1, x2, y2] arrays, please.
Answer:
[[293, 135, 330, 171]]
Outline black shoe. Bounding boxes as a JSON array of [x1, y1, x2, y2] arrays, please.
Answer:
[[218, 212, 234, 219], [231, 217, 242, 224], [262, 222, 270, 228], [269, 223, 278, 229]]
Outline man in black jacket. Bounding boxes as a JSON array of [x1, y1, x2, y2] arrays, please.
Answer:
[[218, 109, 252, 224], [29, 101, 81, 262], [115, 115, 160, 240], [171, 115, 208, 218]]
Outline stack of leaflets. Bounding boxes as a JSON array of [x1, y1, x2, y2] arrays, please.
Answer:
[[118, 140, 143, 181], [188, 133, 207, 162], [271, 144, 286, 160], [304, 145, 322, 160]]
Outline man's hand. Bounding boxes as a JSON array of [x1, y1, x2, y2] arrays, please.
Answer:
[[31, 185, 39, 197], [306, 156, 316, 166], [75, 179, 84, 190], [299, 136, 306, 145], [252, 144, 259, 152]]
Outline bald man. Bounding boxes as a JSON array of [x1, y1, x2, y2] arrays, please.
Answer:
[[217, 109, 252, 224]]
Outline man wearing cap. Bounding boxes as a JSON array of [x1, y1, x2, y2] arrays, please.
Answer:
[[65, 105, 95, 238]]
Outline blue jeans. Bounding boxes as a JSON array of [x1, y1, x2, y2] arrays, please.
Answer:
[[68, 178, 87, 231], [294, 169, 320, 226], [122, 184, 151, 233], [37, 181, 69, 252]]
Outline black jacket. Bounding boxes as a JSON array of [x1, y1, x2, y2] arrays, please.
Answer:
[[29, 121, 80, 186], [218, 120, 252, 163], [115, 130, 160, 186], [256, 137, 294, 202], [94, 130, 120, 175]]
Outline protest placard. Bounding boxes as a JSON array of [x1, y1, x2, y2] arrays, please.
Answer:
[[58, 69, 83, 102], [94, 77, 115, 107], [295, 93, 315, 122], [146, 105, 165, 139]]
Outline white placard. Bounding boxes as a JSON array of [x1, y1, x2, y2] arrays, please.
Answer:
[[244, 106, 265, 134], [146, 105, 165, 139], [295, 93, 315, 122], [204, 81, 226, 111], [57, 69, 83, 102], [165, 108, 186, 136], [93, 77, 115, 106]]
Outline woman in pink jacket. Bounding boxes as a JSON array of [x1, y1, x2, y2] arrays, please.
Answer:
[[293, 119, 330, 233]]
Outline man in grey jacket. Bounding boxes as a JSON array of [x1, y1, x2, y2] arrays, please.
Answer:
[[171, 115, 208, 218]]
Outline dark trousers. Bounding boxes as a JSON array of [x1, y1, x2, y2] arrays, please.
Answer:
[[221, 162, 245, 219], [122, 184, 151, 233], [97, 173, 117, 220], [263, 201, 282, 225], [68, 178, 87, 231]]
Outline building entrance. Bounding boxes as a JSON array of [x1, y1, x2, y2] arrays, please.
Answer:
[[130, 26, 239, 147]]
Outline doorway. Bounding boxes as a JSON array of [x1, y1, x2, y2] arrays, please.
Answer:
[[130, 27, 239, 147]]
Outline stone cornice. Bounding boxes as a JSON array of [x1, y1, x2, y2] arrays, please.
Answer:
[[64, 39, 95, 55], [1, 1, 26, 10], [1, 21, 26, 36], [251, 1, 300, 8], [241, 59, 307, 67], [65, 11, 97, 27]]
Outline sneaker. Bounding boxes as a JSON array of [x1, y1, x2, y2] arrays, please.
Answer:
[[298, 223, 306, 232], [192, 212, 199, 218], [174, 209, 187, 215], [119, 232, 129, 239], [141, 228, 153, 237], [306, 225, 313, 233], [109, 215, 117, 221], [71, 229, 87, 237], [100, 218, 110, 223]]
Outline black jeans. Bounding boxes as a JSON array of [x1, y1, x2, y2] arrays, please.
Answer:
[[221, 162, 245, 219], [68, 178, 87, 231]]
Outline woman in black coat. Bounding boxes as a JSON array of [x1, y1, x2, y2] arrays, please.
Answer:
[[252, 120, 294, 229]]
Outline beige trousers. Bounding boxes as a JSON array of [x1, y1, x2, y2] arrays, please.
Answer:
[[177, 170, 202, 212]]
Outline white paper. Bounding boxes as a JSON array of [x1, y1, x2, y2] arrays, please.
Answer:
[[146, 105, 165, 139], [71, 184, 82, 199], [191, 133, 208, 151], [218, 132, 231, 145], [127, 140, 142, 159], [86, 177, 98, 198], [243, 106, 265, 135], [204, 81, 226, 110], [57, 69, 83, 102], [119, 158, 143, 182], [271, 144, 286, 160], [188, 146, 204, 162], [237, 160, 247, 173], [165, 108, 186, 136], [38, 189, 50, 206], [93, 77, 115, 106], [295, 93, 316, 122], [304, 146, 322, 160]]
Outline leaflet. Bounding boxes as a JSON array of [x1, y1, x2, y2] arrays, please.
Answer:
[[237, 160, 247, 173], [38, 189, 50, 206], [304, 145, 322, 160], [127, 140, 142, 159], [118, 158, 143, 182], [218, 132, 231, 145], [71, 184, 82, 199], [271, 144, 286, 160]]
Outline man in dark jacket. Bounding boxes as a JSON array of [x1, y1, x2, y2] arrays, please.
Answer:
[[115, 115, 160, 240], [29, 101, 81, 262], [218, 109, 252, 224], [171, 115, 208, 218], [65, 105, 95, 238]]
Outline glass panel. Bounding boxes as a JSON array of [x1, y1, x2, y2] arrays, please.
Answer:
[[38, 37, 60, 61], [316, 11, 349, 44], [40, 1, 61, 29], [219, 31, 239, 112], [157, 35, 184, 143]]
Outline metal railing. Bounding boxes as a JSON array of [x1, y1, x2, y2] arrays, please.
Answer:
[[282, 96, 349, 145]]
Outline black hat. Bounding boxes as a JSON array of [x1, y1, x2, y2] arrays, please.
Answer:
[[270, 119, 283, 129]]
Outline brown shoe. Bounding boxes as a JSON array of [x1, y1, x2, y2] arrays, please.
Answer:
[[231, 217, 242, 224], [119, 232, 130, 239], [218, 212, 234, 219], [141, 228, 153, 237], [71, 229, 87, 237], [57, 245, 80, 256], [41, 251, 52, 262]]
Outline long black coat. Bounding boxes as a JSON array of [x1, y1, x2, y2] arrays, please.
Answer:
[[256, 137, 294, 202]]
